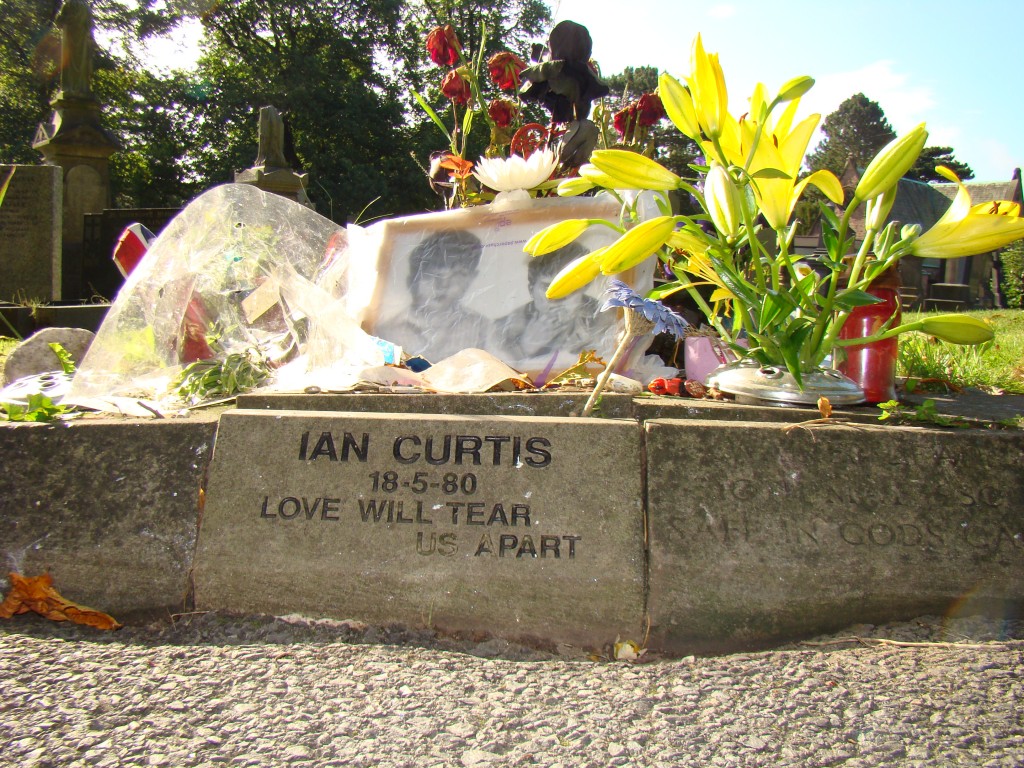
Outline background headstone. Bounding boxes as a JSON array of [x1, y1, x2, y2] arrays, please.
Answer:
[[2, 327, 95, 385], [0, 165, 63, 302]]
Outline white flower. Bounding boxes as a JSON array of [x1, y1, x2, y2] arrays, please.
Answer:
[[473, 149, 557, 193]]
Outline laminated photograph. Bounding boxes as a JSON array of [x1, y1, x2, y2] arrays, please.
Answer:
[[363, 195, 656, 383]]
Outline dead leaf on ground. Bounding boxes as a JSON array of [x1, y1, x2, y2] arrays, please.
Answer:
[[817, 396, 833, 419], [0, 572, 122, 630]]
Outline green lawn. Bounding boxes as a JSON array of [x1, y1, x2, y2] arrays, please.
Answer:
[[898, 309, 1024, 394]]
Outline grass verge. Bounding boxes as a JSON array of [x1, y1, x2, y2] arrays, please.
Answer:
[[898, 309, 1024, 394]]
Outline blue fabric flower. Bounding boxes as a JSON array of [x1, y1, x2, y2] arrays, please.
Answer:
[[601, 279, 689, 338]]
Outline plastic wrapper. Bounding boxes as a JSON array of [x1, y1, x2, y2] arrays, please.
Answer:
[[67, 184, 384, 404], [67, 185, 666, 408]]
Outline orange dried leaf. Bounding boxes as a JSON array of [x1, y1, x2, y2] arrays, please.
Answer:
[[817, 396, 833, 419], [0, 572, 122, 630]]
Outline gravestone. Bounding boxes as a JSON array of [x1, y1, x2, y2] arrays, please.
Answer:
[[194, 409, 645, 648], [645, 418, 1024, 653], [0, 165, 62, 302], [1, 326, 94, 386]]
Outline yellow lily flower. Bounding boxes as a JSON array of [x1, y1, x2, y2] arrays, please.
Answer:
[[854, 123, 928, 202], [599, 216, 678, 274], [666, 229, 709, 257], [677, 251, 736, 318], [687, 34, 728, 140], [911, 166, 1024, 259], [545, 248, 607, 299], [523, 218, 593, 256], [589, 149, 681, 191]]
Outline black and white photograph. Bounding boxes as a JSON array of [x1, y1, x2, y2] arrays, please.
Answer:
[[365, 196, 655, 380]]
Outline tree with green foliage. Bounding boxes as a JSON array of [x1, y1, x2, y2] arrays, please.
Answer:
[[907, 145, 975, 182], [600, 65, 700, 181], [0, 0, 58, 165], [806, 93, 895, 176], [0, 0, 201, 205]]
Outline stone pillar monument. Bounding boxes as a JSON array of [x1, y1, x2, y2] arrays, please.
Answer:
[[234, 106, 312, 207], [33, 0, 121, 301]]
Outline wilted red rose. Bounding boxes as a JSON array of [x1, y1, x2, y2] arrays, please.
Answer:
[[488, 99, 518, 128], [440, 68, 472, 105], [426, 25, 461, 67], [487, 51, 526, 91], [636, 93, 665, 126], [613, 106, 636, 137]]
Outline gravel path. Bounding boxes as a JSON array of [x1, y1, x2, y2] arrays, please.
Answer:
[[1, 612, 1022, 768]]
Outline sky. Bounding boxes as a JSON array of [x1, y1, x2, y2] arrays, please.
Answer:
[[550, 0, 1023, 181], [143, 0, 1023, 182]]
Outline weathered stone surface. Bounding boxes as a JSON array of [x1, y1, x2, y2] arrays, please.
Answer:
[[0, 414, 218, 616], [645, 418, 1024, 653], [237, 391, 635, 419], [632, 396, 882, 424], [2, 327, 95, 385], [194, 409, 645, 648], [0, 164, 62, 302]]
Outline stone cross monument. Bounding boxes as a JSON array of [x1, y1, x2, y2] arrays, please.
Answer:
[[33, 0, 121, 301], [235, 106, 312, 207]]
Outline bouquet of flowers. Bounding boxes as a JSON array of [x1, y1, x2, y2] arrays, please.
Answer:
[[525, 35, 1024, 389]]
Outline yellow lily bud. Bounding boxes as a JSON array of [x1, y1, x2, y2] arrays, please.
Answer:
[[545, 248, 605, 299], [578, 164, 623, 189], [705, 163, 742, 239], [523, 219, 593, 256], [658, 72, 702, 141], [599, 216, 677, 275], [854, 123, 928, 202], [864, 185, 897, 231], [590, 149, 680, 191], [917, 315, 994, 345], [902, 223, 922, 240], [688, 35, 728, 140], [773, 75, 815, 106], [557, 176, 595, 196]]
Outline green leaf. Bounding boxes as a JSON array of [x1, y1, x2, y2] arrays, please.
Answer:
[[648, 281, 685, 300], [47, 342, 76, 374], [834, 289, 884, 311], [758, 289, 797, 331], [411, 90, 452, 142], [706, 253, 758, 306], [0, 168, 14, 208], [750, 167, 792, 180]]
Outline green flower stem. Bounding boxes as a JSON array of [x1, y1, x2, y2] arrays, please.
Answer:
[[807, 202, 858, 364], [739, 194, 769, 294]]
